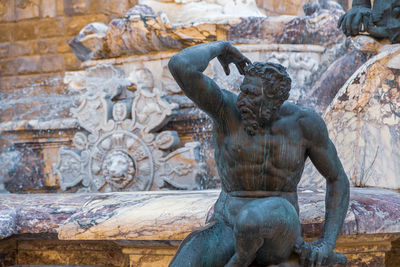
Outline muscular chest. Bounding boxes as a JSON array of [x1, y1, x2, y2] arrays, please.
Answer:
[[218, 124, 306, 171]]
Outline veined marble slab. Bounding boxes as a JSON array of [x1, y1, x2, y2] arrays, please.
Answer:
[[0, 188, 399, 242]]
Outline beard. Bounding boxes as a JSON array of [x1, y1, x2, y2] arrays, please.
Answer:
[[239, 106, 274, 136]]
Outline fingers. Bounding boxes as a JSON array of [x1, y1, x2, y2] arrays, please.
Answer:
[[298, 242, 326, 267], [236, 61, 247, 75], [316, 249, 326, 266], [223, 63, 230, 76], [340, 16, 349, 36], [299, 243, 310, 266], [220, 44, 251, 76], [352, 12, 362, 35], [242, 55, 251, 65], [309, 249, 317, 267], [294, 236, 304, 254], [362, 14, 370, 32], [217, 56, 230, 76], [345, 13, 354, 36]]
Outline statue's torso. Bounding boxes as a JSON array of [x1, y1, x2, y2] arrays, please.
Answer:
[[214, 99, 308, 195]]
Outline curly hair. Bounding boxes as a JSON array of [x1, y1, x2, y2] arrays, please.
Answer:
[[244, 62, 291, 102]]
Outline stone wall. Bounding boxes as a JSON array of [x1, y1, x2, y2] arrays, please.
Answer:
[[0, 0, 137, 122]]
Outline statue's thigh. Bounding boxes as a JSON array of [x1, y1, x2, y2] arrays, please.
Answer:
[[235, 197, 301, 264], [170, 220, 235, 267]]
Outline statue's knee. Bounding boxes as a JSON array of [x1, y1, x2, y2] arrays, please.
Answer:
[[234, 207, 262, 235]]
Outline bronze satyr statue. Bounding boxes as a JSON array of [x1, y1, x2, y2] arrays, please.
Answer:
[[338, 0, 400, 43], [168, 41, 350, 267]]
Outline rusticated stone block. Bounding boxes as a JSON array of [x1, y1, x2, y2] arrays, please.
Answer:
[[0, 72, 63, 91], [15, 0, 40, 20], [103, 0, 130, 17], [57, 37, 72, 53], [40, 0, 57, 18], [36, 38, 59, 54], [257, 0, 306, 16], [40, 55, 64, 72], [65, 14, 107, 36], [16, 55, 41, 74], [15, 240, 128, 266], [86, 0, 104, 14], [0, 23, 14, 42], [0, 55, 40, 75], [13, 20, 37, 41], [387, 238, 400, 267], [37, 18, 65, 38], [0, 0, 16, 22], [56, 0, 64, 15], [63, 0, 88, 15], [0, 43, 9, 58], [1, 58, 17, 76], [9, 40, 36, 57], [0, 239, 17, 266], [63, 52, 81, 70], [124, 247, 176, 267]]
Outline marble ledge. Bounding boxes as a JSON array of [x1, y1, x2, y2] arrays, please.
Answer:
[[0, 188, 399, 242], [81, 43, 326, 68], [0, 118, 78, 132]]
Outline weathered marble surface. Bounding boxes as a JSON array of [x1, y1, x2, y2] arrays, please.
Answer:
[[301, 44, 400, 190], [0, 118, 78, 132], [305, 36, 381, 113], [139, 0, 264, 25], [70, 3, 344, 61], [0, 193, 92, 239], [1, 188, 399, 242]]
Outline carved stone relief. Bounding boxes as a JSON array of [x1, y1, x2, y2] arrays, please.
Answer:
[[55, 65, 204, 192]]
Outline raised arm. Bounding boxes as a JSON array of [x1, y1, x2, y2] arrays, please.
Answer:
[[168, 41, 250, 121], [298, 111, 350, 266]]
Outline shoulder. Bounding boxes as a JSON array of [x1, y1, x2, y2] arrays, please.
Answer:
[[219, 89, 238, 113], [214, 89, 240, 129], [220, 89, 237, 102], [281, 103, 328, 145]]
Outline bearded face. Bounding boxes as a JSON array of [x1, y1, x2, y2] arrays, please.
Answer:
[[237, 75, 284, 135]]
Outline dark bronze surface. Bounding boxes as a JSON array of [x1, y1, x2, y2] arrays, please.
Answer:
[[338, 0, 400, 43], [168, 41, 350, 267]]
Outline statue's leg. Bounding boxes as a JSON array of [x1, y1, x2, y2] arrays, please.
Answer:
[[170, 219, 235, 267], [225, 197, 301, 267]]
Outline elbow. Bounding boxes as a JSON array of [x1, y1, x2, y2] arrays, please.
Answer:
[[328, 169, 350, 195], [168, 55, 179, 74], [168, 54, 187, 75]]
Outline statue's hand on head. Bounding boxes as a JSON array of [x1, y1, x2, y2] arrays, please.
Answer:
[[338, 6, 372, 36], [217, 42, 252, 76]]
